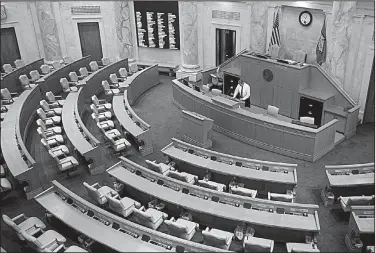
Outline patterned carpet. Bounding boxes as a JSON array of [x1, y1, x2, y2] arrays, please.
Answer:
[[1, 74, 374, 252]]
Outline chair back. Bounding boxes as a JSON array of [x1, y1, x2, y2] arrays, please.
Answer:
[[37, 127, 47, 139], [63, 56, 72, 64], [164, 219, 189, 235], [40, 100, 50, 111], [40, 138, 50, 149], [36, 108, 47, 120], [79, 67, 89, 77], [270, 45, 280, 59], [294, 50, 307, 63], [90, 104, 99, 115], [101, 57, 111, 66], [89, 61, 99, 72], [36, 119, 47, 130], [2, 214, 20, 233], [19, 75, 30, 85], [29, 70, 41, 81], [267, 105, 279, 117], [14, 59, 25, 68], [60, 78, 70, 90], [1, 88, 11, 99], [145, 160, 164, 174], [3, 64, 13, 73], [22, 232, 43, 250], [119, 68, 128, 78], [101, 80, 110, 90], [69, 72, 78, 82], [91, 95, 99, 106], [300, 116, 315, 125], [48, 150, 60, 161], [211, 89, 222, 96], [46, 91, 56, 102], [40, 65, 51, 75], [202, 229, 229, 247], [83, 182, 101, 202], [107, 195, 123, 213], [109, 73, 118, 84], [52, 61, 62, 69]]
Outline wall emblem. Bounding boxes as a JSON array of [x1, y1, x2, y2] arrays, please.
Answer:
[[263, 69, 273, 82]]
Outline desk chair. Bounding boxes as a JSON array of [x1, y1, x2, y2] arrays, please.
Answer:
[[90, 104, 112, 120], [145, 160, 172, 175], [89, 61, 100, 72], [62, 56, 72, 65], [19, 75, 37, 90], [37, 128, 64, 147], [268, 192, 294, 203], [300, 116, 315, 125], [108, 135, 131, 152], [96, 120, 115, 131], [103, 128, 121, 141], [1, 178, 12, 197], [202, 227, 233, 250], [60, 78, 78, 93], [267, 105, 279, 118], [101, 57, 111, 66], [197, 179, 226, 192], [14, 59, 26, 69], [107, 195, 141, 218], [101, 80, 120, 96], [2, 214, 46, 241], [243, 236, 274, 252], [202, 85, 210, 93], [166, 170, 198, 184], [118, 68, 128, 79], [2, 64, 14, 74], [22, 230, 66, 252], [46, 92, 65, 108], [30, 70, 42, 81], [293, 50, 307, 63], [164, 217, 198, 240], [270, 45, 280, 59], [37, 108, 61, 126], [40, 100, 62, 116], [1, 88, 18, 104], [36, 119, 62, 136], [51, 61, 62, 70], [83, 182, 118, 205], [64, 246, 88, 252], [49, 150, 78, 174], [91, 95, 111, 112], [132, 206, 168, 230], [41, 139, 69, 158], [68, 72, 83, 83], [79, 67, 90, 78], [40, 65, 51, 75], [109, 73, 121, 86], [211, 89, 222, 96]]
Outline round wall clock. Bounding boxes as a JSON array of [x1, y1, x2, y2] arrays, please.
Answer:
[[299, 11, 313, 26], [263, 69, 273, 82]]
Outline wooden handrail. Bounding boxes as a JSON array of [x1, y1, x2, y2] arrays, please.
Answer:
[[217, 48, 249, 73]]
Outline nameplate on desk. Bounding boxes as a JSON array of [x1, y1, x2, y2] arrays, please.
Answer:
[[211, 96, 240, 109]]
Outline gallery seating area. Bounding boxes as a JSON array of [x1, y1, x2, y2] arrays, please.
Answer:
[[1, 1, 374, 252]]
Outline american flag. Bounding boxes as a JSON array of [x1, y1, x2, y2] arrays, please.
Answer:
[[269, 7, 281, 47]]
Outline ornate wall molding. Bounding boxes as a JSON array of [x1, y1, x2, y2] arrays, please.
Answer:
[[212, 10, 240, 21], [71, 6, 100, 15]]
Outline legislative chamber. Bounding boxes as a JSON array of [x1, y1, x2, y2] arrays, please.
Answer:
[[1, 1, 374, 253]]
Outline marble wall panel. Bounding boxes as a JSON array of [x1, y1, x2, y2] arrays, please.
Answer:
[[180, 1, 199, 67], [114, 1, 134, 59], [249, 2, 268, 54]]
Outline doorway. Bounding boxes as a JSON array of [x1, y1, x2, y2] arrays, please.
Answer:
[[363, 58, 375, 123], [77, 22, 103, 62], [216, 28, 236, 66], [1, 27, 21, 68]]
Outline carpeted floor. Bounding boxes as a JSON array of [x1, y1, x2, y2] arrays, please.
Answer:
[[1, 74, 374, 252]]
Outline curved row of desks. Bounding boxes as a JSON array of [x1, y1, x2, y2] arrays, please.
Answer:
[[162, 138, 297, 195], [107, 161, 320, 242], [35, 180, 228, 252], [1, 56, 95, 199], [1, 58, 44, 93], [172, 79, 339, 162]]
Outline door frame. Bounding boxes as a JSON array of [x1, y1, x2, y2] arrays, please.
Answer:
[[363, 58, 375, 123], [1, 22, 25, 62], [211, 22, 241, 67], [71, 17, 107, 60]]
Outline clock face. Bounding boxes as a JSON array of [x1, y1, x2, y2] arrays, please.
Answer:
[[299, 11, 312, 26]]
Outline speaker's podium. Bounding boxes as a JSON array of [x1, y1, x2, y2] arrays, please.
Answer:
[[181, 110, 214, 148]]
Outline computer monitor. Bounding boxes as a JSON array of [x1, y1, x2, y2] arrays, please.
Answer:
[[181, 79, 189, 86], [194, 85, 200, 92]]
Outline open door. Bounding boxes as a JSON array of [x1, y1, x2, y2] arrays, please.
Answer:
[[1, 27, 21, 68], [77, 22, 103, 62]]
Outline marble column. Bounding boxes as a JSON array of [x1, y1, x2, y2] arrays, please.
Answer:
[[248, 2, 269, 54], [114, 1, 137, 72], [325, 1, 356, 89], [177, 1, 201, 80], [35, 1, 62, 61]]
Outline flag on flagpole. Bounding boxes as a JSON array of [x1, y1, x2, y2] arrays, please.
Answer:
[[268, 6, 281, 51], [316, 19, 327, 65]]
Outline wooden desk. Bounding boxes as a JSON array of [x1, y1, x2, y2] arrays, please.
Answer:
[[35, 180, 228, 252], [36, 56, 91, 95], [172, 79, 338, 162], [1, 88, 42, 199], [117, 156, 318, 214], [62, 89, 104, 175], [1, 58, 44, 93], [125, 64, 160, 105], [161, 138, 297, 195], [107, 165, 320, 242], [286, 243, 320, 252], [113, 91, 153, 155]]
